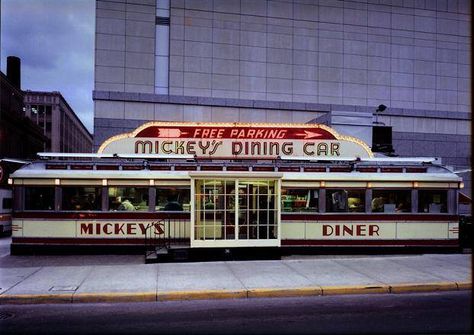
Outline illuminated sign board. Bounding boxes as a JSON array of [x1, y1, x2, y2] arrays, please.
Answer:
[[98, 122, 373, 159]]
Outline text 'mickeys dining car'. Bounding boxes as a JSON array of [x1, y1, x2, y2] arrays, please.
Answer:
[[9, 122, 462, 254]]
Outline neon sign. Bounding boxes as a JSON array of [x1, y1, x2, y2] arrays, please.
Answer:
[[98, 122, 373, 159]]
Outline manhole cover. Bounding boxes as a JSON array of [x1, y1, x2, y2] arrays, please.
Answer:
[[0, 311, 15, 320]]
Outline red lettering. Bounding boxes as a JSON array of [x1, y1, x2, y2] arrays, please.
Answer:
[[115, 224, 125, 234], [356, 225, 366, 236], [80, 223, 93, 235], [127, 224, 136, 235], [322, 225, 333, 236], [369, 225, 380, 236], [138, 223, 147, 235], [343, 225, 353, 236], [104, 223, 113, 235], [154, 223, 165, 235]]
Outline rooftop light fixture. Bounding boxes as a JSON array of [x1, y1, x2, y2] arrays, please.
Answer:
[[374, 104, 387, 125]]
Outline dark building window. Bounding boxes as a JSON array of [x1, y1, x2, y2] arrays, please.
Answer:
[[25, 187, 55, 210]]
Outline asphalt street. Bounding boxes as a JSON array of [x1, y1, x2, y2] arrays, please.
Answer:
[[0, 291, 471, 335]]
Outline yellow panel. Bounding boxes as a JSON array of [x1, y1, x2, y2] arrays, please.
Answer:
[[22, 220, 76, 238], [61, 179, 102, 186], [325, 181, 366, 188], [282, 182, 321, 188], [13, 179, 23, 185], [165, 220, 191, 238], [397, 222, 448, 239], [108, 180, 149, 186], [195, 224, 223, 239], [22, 179, 55, 185], [448, 222, 459, 239], [417, 182, 450, 188], [371, 182, 413, 188], [281, 222, 305, 239], [11, 219, 23, 237]]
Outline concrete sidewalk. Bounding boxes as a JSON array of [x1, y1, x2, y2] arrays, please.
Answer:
[[0, 253, 471, 304]]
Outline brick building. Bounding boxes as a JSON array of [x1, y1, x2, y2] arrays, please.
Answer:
[[24, 91, 93, 153], [0, 57, 47, 160]]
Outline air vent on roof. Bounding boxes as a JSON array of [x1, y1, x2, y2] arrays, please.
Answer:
[[329, 166, 352, 172], [278, 166, 300, 172], [226, 166, 249, 171], [200, 166, 223, 171], [381, 167, 403, 173], [70, 165, 93, 170], [96, 165, 120, 170], [46, 164, 67, 170], [303, 167, 326, 172], [149, 165, 171, 170], [356, 167, 378, 173], [175, 166, 197, 171], [406, 167, 427, 173]]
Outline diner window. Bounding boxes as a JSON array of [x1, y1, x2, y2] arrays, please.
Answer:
[[371, 190, 411, 213], [281, 188, 319, 212], [326, 189, 365, 213], [108, 187, 149, 211], [62, 187, 102, 211], [418, 190, 447, 213], [156, 187, 190, 211], [25, 187, 55, 210]]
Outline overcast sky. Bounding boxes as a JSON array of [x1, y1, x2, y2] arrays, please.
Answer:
[[1, 0, 95, 133]]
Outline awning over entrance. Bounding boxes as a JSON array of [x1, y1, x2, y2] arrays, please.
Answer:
[[459, 192, 472, 205]]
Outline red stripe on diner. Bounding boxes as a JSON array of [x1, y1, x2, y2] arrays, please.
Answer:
[[281, 239, 459, 246], [11, 237, 458, 247], [14, 212, 191, 220], [281, 214, 459, 221], [12, 237, 189, 245]]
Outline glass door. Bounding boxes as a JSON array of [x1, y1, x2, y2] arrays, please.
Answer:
[[191, 178, 280, 248]]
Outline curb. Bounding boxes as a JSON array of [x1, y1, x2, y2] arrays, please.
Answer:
[[247, 286, 323, 298], [0, 282, 471, 305], [73, 292, 156, 304], [157, 289, 247, 301], [389, 282, 458, 293], [321, 284, 390, 295]]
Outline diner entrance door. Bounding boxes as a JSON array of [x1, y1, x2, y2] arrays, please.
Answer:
[[191, 178, 281, 248]]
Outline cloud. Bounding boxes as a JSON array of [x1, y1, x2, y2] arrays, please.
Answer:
[[1, 0, 95, 133]]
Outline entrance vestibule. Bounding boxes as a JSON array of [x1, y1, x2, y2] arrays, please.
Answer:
[[191, 177, 281, 248]]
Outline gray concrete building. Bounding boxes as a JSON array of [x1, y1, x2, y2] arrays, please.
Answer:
[[93, 0, 471, 210], [24, 91, 93, 153]]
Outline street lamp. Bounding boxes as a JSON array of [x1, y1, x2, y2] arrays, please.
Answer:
[[374, 104, 386, 125]]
